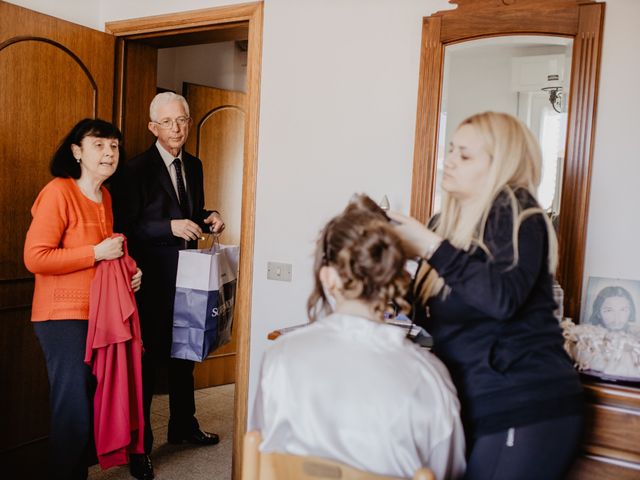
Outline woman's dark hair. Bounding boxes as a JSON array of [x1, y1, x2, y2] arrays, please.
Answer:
[[589, 285, 636, 326], [50, 118, 124, 179], [307, 194, 410, 322]]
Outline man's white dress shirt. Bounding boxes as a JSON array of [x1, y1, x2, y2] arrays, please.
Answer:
[[155, 140, 186, 196]]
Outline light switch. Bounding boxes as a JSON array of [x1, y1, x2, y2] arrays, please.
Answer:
[[267, 262, 292, 282]]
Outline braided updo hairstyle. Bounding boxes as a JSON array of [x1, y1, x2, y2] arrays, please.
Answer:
[[306, 194, 411, 322]]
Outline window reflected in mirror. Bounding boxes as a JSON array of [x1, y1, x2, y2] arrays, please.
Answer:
[[435, 35, 573, 229]]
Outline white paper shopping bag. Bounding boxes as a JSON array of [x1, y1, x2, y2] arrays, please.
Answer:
[[171, 245, 239, 361]]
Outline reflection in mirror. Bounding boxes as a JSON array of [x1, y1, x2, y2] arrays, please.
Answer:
[[435, 36, 573, 231]]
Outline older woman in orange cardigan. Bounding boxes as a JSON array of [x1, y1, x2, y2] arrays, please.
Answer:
[[24, 119, 142, 480]]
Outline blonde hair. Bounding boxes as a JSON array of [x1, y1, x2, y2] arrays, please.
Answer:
[[307, 195, 411, 322], [417, 111, 558, 300]]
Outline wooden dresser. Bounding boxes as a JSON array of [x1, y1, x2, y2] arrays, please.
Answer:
[[567, 380, 640, 479]]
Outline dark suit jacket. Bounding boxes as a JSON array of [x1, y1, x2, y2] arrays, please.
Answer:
[[111, 144, 211, 358]]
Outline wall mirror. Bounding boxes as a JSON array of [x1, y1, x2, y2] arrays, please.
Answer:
[[410, 0, 605, 320]]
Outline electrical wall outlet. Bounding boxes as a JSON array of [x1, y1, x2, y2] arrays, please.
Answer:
[[267, 262, 292, 282]]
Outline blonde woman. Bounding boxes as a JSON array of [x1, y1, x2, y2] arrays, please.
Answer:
[[389, 112, 583, 480], [253, 195, 466, 480]]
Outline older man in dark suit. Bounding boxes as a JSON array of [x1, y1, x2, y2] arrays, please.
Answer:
[[112, 92, 225, 480]]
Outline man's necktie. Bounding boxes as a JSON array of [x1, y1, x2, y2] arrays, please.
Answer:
[[172, 158, 189, 217]]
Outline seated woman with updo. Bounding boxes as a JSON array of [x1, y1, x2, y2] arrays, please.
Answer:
[[252, 195, 466, 480]]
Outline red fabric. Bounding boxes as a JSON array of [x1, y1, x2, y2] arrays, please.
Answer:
[[85, 235, 144, 469]]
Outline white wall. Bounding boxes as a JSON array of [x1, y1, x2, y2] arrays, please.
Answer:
[[583, 0, 640, 299], [247, 0, 451, 413], [157, 42, 247, 94], [6, 0, 101, 29], [11, 0, 640, 423]]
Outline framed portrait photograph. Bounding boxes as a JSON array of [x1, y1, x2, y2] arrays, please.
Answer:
[[582, 276, 640, 335], [561, 276, 640, 384]]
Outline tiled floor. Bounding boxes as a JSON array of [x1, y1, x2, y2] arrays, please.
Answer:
[[89, 384, 235, 480]]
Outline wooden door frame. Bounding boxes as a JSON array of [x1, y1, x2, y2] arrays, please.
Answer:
[[106, 3, 263, 478]]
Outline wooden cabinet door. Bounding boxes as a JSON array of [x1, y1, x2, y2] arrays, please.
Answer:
[[566, 382, 640, 480], [0, 1, 115, 472], [184, 82, 246, 388]]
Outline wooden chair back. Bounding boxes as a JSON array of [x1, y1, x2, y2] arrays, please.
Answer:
[[241, 431, 435, 480]]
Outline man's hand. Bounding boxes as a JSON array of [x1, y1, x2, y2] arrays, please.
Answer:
[[204, 212, 226, 234], [131, 268, 143, 292], [171, 219, 203, 241]]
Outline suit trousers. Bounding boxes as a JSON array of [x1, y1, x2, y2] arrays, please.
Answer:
[[141, 352, 198, 453], [34, 320, 94, 480]]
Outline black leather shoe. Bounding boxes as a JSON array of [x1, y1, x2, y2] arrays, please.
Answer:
[[130, 453, 154, 480], [168, 428, 220, 445]]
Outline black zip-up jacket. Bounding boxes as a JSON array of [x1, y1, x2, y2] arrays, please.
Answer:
[[420, 189, 583, 437]]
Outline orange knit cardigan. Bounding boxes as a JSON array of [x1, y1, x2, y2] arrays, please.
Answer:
[[24, 177, 114, 321]]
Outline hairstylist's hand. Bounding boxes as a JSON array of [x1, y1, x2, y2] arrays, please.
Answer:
[[94, 236, 124, 261], [387, 211, 442, 258], [131, 268, 142, 292]]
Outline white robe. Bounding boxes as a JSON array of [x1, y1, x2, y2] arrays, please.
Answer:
[[251, 313, 466, 480]]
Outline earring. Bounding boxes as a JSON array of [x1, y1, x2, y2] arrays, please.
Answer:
[[76, 159, 80, 163]]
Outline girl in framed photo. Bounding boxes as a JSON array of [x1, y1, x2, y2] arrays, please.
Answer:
[[589, 286, 637, 333]]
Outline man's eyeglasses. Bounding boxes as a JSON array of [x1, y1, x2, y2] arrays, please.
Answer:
[[153, 116, 190, 130]]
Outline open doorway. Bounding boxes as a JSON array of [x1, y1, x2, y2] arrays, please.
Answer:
[[106, 4, 263, 479]]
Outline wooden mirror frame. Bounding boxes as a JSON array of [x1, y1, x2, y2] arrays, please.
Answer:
[[410, 0, 605, 320]]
